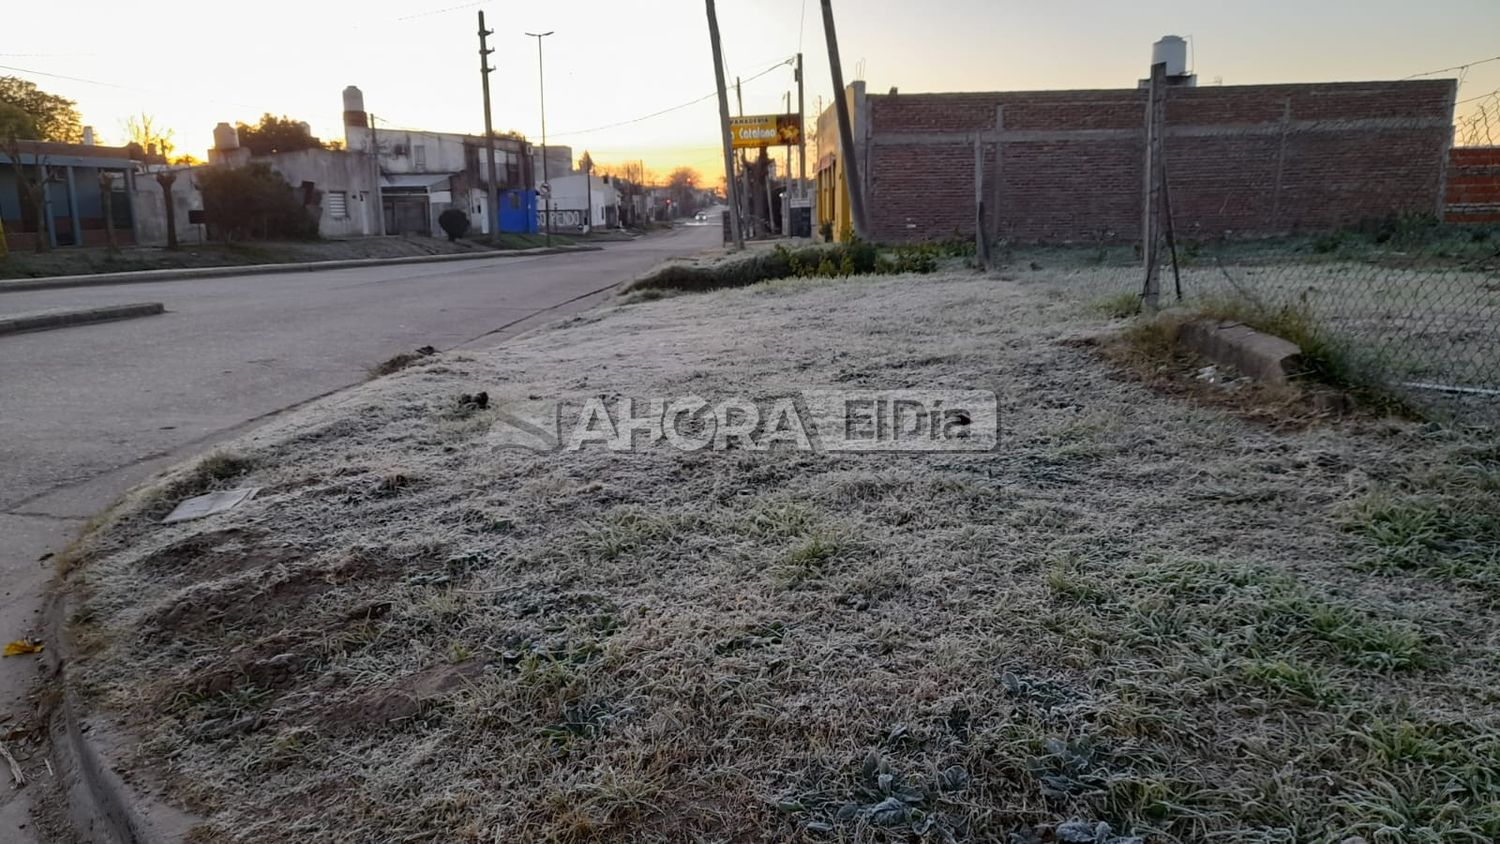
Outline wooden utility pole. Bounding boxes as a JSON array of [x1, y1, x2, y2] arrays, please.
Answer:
[[478, 11, 501, 240], [706, 0, 743, 249], [1141, 62, 1167, 310], [821, 0, 868, 240]]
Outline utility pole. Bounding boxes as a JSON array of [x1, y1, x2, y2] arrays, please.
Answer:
[[821, 0, 868, 240], [1141, 61, 1167, 311], [796, 53, 806, 200], [736, 75, 751, 235], [478, 11, 500, 240], [370, 113, 386, 236], [705, 0, 743, 249], [526, 30, 555, 245]]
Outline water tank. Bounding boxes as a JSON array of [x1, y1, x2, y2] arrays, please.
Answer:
[[342, 85, 368, 128], [1152, 35, 1188, 77], [213, 122, 240, 150]]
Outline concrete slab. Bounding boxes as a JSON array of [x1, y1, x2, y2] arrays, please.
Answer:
[[1177, 318, 1304, 385]]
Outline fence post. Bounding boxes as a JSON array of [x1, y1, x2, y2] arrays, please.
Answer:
[[1141, 61, 1167, 311], [973, 132, 990, 269]]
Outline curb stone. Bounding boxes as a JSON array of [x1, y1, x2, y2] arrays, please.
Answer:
[[0, 303, 165, 336], [47, 590, 198, 843], [0, 244, 602, 294]]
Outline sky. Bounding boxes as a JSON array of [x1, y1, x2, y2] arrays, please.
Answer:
[[4, 1, 1498, 181]]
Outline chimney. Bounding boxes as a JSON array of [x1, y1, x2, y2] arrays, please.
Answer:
[[82, 126, 95, 145]]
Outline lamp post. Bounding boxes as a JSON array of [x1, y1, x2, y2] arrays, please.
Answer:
[[526, 29, 555, 246]]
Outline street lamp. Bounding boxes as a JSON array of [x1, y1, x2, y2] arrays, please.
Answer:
[[526, 30, 555, 246]]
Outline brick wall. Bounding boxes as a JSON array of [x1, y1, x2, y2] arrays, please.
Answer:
[[860, 80, 1456, 243], [1446, 147, 1500, 223]]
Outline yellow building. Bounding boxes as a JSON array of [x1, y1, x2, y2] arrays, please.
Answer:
[[814, 81, 864, 242]]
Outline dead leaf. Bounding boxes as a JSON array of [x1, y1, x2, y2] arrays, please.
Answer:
[[3, 640, 43, 657]]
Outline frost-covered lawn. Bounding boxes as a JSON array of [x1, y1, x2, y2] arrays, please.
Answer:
[[65, 268, 1500, 842]]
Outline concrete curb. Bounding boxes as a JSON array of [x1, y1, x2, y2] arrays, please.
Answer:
[[0, 244, 602, 295], [47, 590, 199, 843], [0, 303, 165, 336], [1175, 317, 1304, 385]]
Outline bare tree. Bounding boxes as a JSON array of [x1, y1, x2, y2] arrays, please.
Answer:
[[124, 114, 181, 249], [156, 170, 179, 250], [98, 170, 118, 252]]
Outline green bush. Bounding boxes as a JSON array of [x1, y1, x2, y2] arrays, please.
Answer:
[[198, 162, 319, 241]]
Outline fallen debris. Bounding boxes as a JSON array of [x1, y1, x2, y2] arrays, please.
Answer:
[[2, 640, 43, 657], [161, 487, 259, 524], [0, 739, 23, 787]]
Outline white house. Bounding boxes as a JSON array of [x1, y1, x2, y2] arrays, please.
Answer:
[[341, 85, 532, 237], [546, 173, 620, 229]]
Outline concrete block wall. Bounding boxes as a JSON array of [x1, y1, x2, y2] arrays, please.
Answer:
[[862, 80, 1456, 243]]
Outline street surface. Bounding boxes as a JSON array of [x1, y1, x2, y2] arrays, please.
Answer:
[[0, 224, 718, 839]]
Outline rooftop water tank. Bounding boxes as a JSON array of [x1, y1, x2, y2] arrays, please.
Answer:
[[342, 86, 367, 129], [1152, 35, 1188, 77], [213, 122, 240, 150]]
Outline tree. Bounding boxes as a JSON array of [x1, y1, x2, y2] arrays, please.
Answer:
[[197, 162, 319, 242], [0, 77, 81, 142], [667, 166, 703, 216], [1, 101, 51, 252], [123, 114, 180, 248], [235, 114, 326, 156], [98, 170, 118, 252], [123, 113, 175, 161]]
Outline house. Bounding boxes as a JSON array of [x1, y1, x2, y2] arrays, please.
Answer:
[[1, 134, 138, 251], [341, 86, 535, 237], [815, 41, 1457, 243], [545, 173, 619, 229]]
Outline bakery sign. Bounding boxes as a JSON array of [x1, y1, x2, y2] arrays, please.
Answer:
[[730, 114, 802, 149]]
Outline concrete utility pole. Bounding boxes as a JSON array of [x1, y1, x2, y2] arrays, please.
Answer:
[[796, 52, 806, 199], [821, 0, 868, 240], [736, 75, 751, 235], [478, 11, 501, 239], [370, 113, 386, 236], [1141, 61, 1167, 311], [527, 30, 555, 245], [705, 0, 743, 249]]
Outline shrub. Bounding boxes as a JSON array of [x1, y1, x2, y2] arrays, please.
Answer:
[[438, 209, 470, 242], [197, 162, 319, 241]]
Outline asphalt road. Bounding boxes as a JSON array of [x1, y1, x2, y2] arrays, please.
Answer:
[[0, 224, 718, 839]]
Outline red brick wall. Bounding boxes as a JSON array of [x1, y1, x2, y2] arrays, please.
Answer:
[[862, 80, 1456, 243], [1446, 147, 1500, 223]]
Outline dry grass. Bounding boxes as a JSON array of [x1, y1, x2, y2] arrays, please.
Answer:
[[62, 266, 1500, 842]]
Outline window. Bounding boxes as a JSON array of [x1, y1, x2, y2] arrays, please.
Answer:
[[326, 190, 349, 219], [414, 145, 427, 170]]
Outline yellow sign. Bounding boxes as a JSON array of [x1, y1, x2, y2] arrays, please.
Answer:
[[730, 114, 802, 149]]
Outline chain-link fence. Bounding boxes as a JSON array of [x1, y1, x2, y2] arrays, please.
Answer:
[[1028, 89, 1500, 428]]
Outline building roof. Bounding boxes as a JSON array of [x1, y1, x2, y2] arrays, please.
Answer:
[[0, 139, 137, 169]]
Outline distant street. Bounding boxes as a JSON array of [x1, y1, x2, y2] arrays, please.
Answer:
[[0, 224, 716, 839]]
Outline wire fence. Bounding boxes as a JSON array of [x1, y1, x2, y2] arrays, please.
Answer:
[[1030, 89, 1500, 428], [1185, 92, 1499, 425]]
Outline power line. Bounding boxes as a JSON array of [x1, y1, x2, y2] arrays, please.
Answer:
[[550, 57, 794, 139], [1405, 54, 1500, 80], [1456, 87, 1500, 106], [394, 0, 483, 21]]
